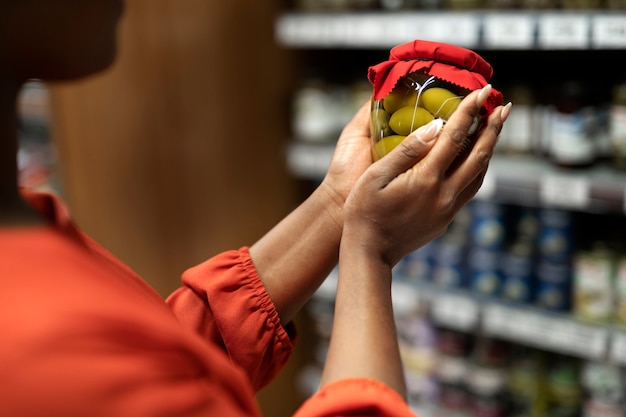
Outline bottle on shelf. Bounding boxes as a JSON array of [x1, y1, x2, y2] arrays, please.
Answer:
[[501, 207, 540, 305], [544, 354, 584, 417], [497, 84, 537, 156], [535, 209, 575, 312], [434, 328, 473, 417], [547, 81, 600, 169], [581, 359, 626, 417], [573, 241, 617, 325], [609, 82, 626, 171], [465, 336, 510, 417], [506, 346, 548, 417]]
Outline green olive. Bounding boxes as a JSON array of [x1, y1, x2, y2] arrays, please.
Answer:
[[388, 106, 434, 136], [370, 108, 393, 138], [419, 87, 462, 119], [372, 135, 406, 160], [382, 84, 420, 114]]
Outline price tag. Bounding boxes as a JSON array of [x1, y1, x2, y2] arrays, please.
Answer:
[[537, 14, 590, 49], [592, 15, 626, 49], [342, 15, 390, 47], [610, 329, 626, 365], [431, 292, 479, 331], [482, 13, 536, 49], [540, 174, 590, 210], [430, 13, 481, 47]]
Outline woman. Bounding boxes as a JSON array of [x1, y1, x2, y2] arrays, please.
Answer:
[[0, 0, 510, 416]]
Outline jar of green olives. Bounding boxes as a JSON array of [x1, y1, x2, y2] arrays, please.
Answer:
[[368, 40, 503, 160]]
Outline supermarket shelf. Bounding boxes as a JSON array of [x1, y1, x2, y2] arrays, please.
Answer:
[[275, 11, 626, 50], [315, 278, 626, 363], [425, 284, 624, 363], [286, 141, 626, 214]]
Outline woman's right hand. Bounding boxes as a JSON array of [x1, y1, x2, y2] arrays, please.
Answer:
[[342, 84, 509, 268]]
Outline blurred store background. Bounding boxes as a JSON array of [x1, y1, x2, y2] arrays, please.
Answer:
[[17, 1, 626, 416]]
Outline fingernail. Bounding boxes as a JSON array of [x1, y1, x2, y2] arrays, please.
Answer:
[[476, 84, 492, 107], [500, 102, 513, 123], [412, 118, 444, 144]]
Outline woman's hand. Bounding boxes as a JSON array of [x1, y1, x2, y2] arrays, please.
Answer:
[[320, 85, 510, 399], [317, 100, 375, 227], [342, 84, 509, 267]]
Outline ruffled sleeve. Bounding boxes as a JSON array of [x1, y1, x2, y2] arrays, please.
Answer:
[[166, 247, 295, 391], [294, 379, 417, 417]]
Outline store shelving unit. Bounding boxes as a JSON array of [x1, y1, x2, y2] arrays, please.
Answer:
[[276, 11, 626, 50], [276, 7, 626, 408]]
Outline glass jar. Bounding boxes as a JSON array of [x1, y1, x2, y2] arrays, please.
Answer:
[[370, 72, 476, 160], [367, 40, 503, 161]]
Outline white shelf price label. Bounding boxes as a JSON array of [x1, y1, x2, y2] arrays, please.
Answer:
[[429, 13, 481, 48], [483, 304, 609, 359], [483, 14, 536, 49], [610, 330, 626, 365], [592, 15, 626, 49], [538, 14, 590, 49], [540, 174, 590, 210], [431, 292, 479, 331]]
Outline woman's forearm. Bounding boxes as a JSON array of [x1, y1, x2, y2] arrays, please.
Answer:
[[320, 238, 406, 398], [248, 183, 344, 325]]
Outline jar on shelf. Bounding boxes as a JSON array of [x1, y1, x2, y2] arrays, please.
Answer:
[[547, 81, 607, 169], [367, 39, 503, 161]]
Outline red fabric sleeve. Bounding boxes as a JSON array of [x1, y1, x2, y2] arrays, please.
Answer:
[[166, 247, 296, 391], [0, 229, 262, 417], [294, 379, 417, 417]]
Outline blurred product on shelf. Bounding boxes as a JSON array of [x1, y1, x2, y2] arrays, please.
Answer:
[[544, 355, 584, 417], [393, 286, 439, 408], [535, 209, 575, 312], [465, 336, 510, 417], [616, 257, 626, 327], [431, 208, 472, 290], [291, 78, 370, 143], [16, 81, 58, 192], [497, 84, 537, 156], [506, 346, 548, 417], [435, 329, 473, 416], [609, 82, 626, 171], [573, 241, 617, 324], [581, 359, 626, 417], [501, 207, 540, 305], [546, 81, 609, 169], [445, 0, 486, 9], [467, 201, 507, 297]]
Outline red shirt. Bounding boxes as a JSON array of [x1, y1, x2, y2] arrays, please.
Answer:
[[0, 190, 415, 417]]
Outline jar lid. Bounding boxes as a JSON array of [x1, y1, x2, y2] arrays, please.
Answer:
[[368, 39, 503, 114]]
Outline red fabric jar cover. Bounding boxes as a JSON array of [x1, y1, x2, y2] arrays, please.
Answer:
[[368, 39, 503, 115]]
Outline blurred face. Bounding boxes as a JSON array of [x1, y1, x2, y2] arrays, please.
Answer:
[[0, 0, 124, 82]]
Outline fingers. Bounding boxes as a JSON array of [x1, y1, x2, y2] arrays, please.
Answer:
[[425, 85, 494, 172], [447, 102, 512, 202], [373, 118, 444, 183]]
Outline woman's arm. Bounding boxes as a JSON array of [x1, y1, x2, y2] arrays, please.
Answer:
[[248, 101, 374, 325], [322, 85, 511, 397]]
